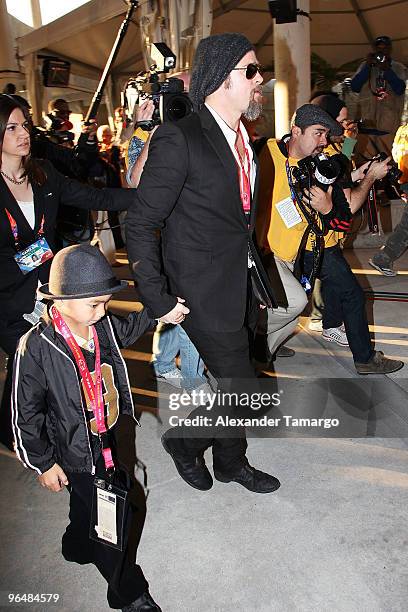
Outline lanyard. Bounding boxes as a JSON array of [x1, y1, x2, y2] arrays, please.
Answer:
[[51, 306, 115, 474], [5, 208, 45, 249], [285, 159, 299, 205], [234, 129, 251, 214]]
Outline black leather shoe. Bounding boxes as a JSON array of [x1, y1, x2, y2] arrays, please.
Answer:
[[122, 591, 162, 611], [161, 433, 213, 491], [214, 462, 280, 494]]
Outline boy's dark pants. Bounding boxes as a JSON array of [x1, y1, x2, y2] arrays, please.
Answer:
[[62, 458, 148, 609]]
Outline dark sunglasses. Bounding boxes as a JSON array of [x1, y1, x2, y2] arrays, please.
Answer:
[[231, 63, 264, 80]]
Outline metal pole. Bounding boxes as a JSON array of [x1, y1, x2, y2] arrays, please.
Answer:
[[84, 0, 139, 123]]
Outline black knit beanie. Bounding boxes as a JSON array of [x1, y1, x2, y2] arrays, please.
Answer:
[[310, 94, 346, 122], [189, 33, 254, 110]]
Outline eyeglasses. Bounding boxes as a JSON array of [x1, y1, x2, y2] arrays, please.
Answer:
[[231, 63, 264, 80]]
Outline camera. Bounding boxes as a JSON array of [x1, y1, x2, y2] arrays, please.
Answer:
[[375, 52, 387, 63], [373, 152, 403, 197], [369, 52, 387, 67], [32, 124, 75, 146], [291, 153, 342, 193], [121, 42, 193, 130]]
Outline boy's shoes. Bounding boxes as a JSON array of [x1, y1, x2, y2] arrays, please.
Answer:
[[322, 325, 349, 347], [161, 432, 213, 490], [154, 367, 183, 388], [355, 351, 404, 375], [122, 591, 162, 611], [214, 460, 281, 494], [368, 258, 397, 277]]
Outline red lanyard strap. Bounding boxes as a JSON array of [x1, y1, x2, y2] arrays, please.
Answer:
[[234, 129, 251, 214], [5, 208, 45, 248], [5, 209, 19, 245], [51, 306, 115, 474]]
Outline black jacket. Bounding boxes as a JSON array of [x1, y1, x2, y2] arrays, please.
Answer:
[[126, 106, 274, 332], [12, 309, 152, 475], [0, 159, 134, 325]]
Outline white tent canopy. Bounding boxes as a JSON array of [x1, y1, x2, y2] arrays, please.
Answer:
[[14, 0, 408, 120]]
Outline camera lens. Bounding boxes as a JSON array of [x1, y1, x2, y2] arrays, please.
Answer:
[[314, 158, 341, 185], [163, 94, 194, 122]]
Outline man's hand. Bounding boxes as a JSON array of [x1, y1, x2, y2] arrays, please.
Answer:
[[364, 156, 391, 182], [351, 161, 371, 182], [38, 463, 69, 492], [135, 99, 155, 123], [304, 185, 333, 215], [343, 120, 358, 139], [159, 297, 190, 324]]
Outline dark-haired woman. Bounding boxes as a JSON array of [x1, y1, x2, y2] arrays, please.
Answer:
[[0, 95, 134, 449]]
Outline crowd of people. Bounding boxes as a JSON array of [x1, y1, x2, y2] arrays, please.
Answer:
[[1, 31, 407, 612]]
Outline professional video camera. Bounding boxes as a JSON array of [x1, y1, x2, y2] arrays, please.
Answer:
[[291, 152, 342, 193], [122, 42, 193, 131]]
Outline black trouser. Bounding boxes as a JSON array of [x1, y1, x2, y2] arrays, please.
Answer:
[[63, 458, 148, 609], [176, 283, 260, 476], [0, 318, 31, 450], [303, 246, 374, 364]]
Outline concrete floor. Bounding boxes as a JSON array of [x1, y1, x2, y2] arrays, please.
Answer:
[[1, 247, 407, 612]]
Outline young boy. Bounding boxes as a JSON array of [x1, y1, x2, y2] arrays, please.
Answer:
[[12, 244, 161, 612]]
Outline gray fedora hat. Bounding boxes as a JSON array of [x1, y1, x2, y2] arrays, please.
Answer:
[[38, 244, 127, 300], [292, 103, 343, 137]]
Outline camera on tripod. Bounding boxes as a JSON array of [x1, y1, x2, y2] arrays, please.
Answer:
[[121, 42, 193, 131], [291, 153, 342, 193]]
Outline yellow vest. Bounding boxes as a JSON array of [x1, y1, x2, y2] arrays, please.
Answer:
[[257, 139, 308, 262]]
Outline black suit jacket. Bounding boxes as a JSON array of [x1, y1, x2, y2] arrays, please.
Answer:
[[126, 106, 274, 332], [0, 159, 134, 324]]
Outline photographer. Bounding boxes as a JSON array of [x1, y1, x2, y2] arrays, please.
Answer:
[[302, 94, 403, 374], [351, 36, 407, 158], [256, 103, 403, 375], [256, 104, 352, 364]]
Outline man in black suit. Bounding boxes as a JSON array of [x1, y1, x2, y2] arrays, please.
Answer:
[[126, 33, 280, 494]]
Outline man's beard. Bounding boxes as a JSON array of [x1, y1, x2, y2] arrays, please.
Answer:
[[243, 90, 263, 121]]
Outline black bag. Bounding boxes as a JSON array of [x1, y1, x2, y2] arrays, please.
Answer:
[[248, 242, 288, 309]]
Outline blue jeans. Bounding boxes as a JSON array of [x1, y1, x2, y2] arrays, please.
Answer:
[[152, 323, 206, 390], [303, 246, 374, 364]]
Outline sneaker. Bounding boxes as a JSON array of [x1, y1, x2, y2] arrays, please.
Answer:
[[309, 319, 323, 332], [322, 326, 349, 346], [155, 367, 183, 388], [355, 351, 404, 375], [368, 259, 397, 277]]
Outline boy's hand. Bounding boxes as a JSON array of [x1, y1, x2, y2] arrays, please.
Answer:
[[38, 463, 69, 492]]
